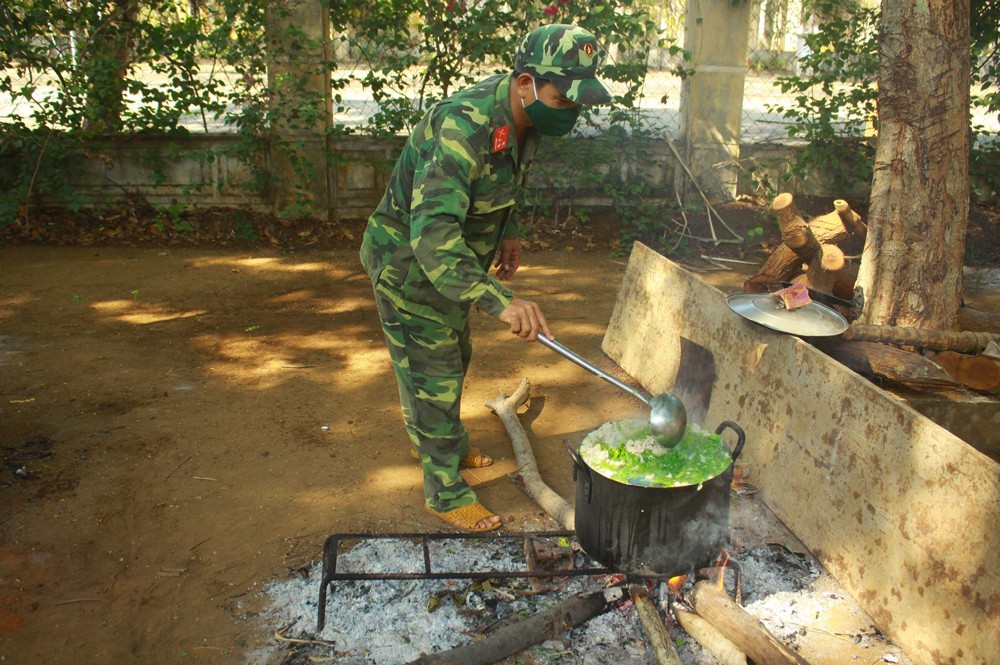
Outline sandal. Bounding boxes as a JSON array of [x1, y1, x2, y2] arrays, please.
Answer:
[[410, 446, 494, 469], [426, 502, 502, 533]]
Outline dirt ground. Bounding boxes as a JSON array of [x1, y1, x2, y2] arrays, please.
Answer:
[[1, 199, 997, 664]]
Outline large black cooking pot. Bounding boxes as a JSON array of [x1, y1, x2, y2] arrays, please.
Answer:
[[569, 421, 745, 577]]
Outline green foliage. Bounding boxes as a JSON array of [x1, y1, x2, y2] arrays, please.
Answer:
[[766, 2, 879, 190], [329, 0, 661, 136], [0, 0, 672, 232], [0, 0, 275, 226], [768, 0, 1000, 196], [972, 0, 1000, 115]]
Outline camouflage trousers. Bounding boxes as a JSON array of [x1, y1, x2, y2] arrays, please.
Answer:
[[373, 291, 478, 512]]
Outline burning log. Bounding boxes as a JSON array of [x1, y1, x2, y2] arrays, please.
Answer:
[[673, 604, 747, 665], [406, 590, 609, 665], [628, 585, 682, 665], [484, 378, 574, 530], [687, 581, 812, 665]]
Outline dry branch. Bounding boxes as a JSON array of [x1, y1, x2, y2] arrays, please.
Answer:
[[687, 581, 812, 665], [484, 378, 574, 530], [406, 591, 608, 665]]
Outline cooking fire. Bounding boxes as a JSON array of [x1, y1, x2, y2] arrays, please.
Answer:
[[245, 383, 914, 664], [249, 498, 911, 664]]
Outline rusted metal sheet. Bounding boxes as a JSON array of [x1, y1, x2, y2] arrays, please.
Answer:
[[602, 243, 1000, 665]]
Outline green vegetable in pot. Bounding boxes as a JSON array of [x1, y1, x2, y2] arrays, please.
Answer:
[[579, 419, 731, 488]]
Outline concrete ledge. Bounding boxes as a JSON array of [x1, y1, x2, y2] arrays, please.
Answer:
[[602, 242, 1000, 665]]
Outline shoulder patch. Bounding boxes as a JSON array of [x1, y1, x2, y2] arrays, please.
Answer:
[[491, 124, 511, 153]]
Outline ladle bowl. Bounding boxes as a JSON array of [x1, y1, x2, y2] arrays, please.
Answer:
[[536, 336, 688, 447]]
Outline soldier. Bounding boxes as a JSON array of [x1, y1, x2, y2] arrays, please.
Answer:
[[360, 24, 612, 532]]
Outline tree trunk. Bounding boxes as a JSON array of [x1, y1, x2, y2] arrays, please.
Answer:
[[856, 1, 971, 329], [83, 0, 139, 133]]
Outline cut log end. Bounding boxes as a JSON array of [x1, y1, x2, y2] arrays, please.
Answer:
[[772, 192, 794, 211]]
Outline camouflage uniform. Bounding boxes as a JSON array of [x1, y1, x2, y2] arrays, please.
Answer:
[[360, 25, 610, 513]]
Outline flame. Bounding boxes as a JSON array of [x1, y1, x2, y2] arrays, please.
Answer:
[[667, 575, 686, 596], [713, 551, 731, 589]]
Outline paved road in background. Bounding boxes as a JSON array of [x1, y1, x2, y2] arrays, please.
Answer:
[[3, 67, 997, 143]]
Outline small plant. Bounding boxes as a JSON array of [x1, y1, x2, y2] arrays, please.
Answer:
[[232, 212, 258, 242], [766, 2, 879, 191]]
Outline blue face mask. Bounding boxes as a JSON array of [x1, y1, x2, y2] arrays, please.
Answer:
[[522, 77, 581, 137]]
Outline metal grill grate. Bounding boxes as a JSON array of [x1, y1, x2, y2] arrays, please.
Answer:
[[316, 530, 670, 631]]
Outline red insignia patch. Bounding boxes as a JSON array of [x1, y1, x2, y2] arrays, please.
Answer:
[[492, 124, 510, 153], [584, 43, 594, 57]]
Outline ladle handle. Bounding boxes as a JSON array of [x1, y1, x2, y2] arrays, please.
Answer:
[[537, 336, 651, 405]]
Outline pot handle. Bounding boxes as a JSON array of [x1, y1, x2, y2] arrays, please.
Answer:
[[715, 420, 746, 461], [564, 440, 594, 504]]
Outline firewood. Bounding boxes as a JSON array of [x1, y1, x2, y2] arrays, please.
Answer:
[[673, 604, 748, 665], [629, 585, 682, 665], [773, 195, 821, 265], [802, 244, 845, 295], [832, 266, 859, 302], [929, 350, 1000, 392], [813, 340, 958, 389], [957, 306, 1000, 334], [758, 194, 865, 282], [834, 199, 867, 240], [407, 590, 609, 665], [484, 378, 574, 530], [687, 581, 812, 665]]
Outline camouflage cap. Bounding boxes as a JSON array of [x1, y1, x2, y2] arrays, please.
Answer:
[[514, 24, 612, 106]]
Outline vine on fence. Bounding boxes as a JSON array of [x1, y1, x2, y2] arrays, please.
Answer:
[[2, 0, 693, 251], [6, 1, 996, 249]]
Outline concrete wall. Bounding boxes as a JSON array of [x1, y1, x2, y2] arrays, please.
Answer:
[[6, 134, 869, 220]]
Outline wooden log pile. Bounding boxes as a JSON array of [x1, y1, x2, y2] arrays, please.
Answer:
[[748, 193, 866, 304], [747, 193, 1000, 395]]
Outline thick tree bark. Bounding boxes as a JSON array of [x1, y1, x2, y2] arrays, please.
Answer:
[[856, 1, 971, 328]]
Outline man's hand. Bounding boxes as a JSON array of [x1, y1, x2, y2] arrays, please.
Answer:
[[493, 238, 521, 281], [498, 298, 552, 341]]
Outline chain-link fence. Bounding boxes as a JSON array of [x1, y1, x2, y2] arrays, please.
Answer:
[[320, 1, 820, 143], [625, 0, 813, 143]]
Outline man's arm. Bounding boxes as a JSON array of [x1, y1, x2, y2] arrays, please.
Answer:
[[408, 123, 514, 317]]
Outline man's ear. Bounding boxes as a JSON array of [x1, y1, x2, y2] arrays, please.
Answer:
[[514, 73, 534, 100]]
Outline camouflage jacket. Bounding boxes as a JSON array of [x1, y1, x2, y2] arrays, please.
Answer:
[[359, 74, 540, 329]]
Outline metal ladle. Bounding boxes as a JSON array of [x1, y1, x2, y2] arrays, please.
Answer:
[[537, 336, 687, 447]]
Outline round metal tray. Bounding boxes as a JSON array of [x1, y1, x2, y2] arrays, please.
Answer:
[[726, 292, 849, 337]]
